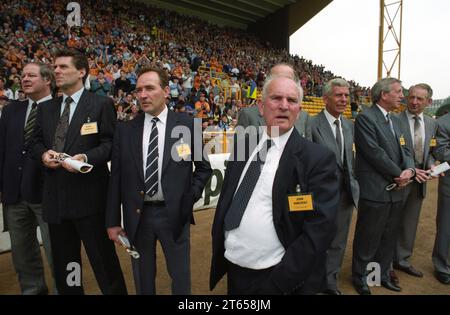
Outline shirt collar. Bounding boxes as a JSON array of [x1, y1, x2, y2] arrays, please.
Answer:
[[406, 110, 424, 121], [262, 126, 294, 150], [145, 106, 168, 125], [29, 94, 52, 106], [376, 103, 389, 118], [63, 87, 84, 105], [323, 109, 341, 125]]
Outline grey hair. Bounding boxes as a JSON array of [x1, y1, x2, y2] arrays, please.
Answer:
[[409, 83, 433, 99], [371, 77, 402, 103], [262, 74, 303, 104], [322, 78, 350, 96]]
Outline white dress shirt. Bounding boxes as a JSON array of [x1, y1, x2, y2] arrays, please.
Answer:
[[224, 127, 294, 269], [142, 107, 168, 201], [24, 95, 52, 127], [62, 87, 85, 123]]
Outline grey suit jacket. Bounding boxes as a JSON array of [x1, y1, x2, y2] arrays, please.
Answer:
[[354, 104, 415, 203], [395, 111, 438, 197], [237, 106, 312, 140], [310, 110, 359, 207], [434, 113, 450, 196]]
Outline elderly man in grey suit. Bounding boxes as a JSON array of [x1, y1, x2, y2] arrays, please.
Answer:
[[351, 78, 415, 295], [237, 63, 311, 140], [310, 78, 359, 295], [393, 84, 438, 278], [432, 112, 450, 285]]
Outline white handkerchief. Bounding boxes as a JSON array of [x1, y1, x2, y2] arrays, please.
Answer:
[[65, 159, 93, 173]]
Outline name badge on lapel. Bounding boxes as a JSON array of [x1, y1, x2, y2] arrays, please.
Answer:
[[399, 135, 406, 146], [430, 137, 437, 147], [176, 139, 191, 160], [288, 184, 314, 212], [80, 121, 98, 135]]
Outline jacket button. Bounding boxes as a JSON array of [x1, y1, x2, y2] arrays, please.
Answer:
[[139, 191, 144, 196], [18, 167, 22, 171], [22, 151, 26, 154], [136, 209, 141, 214]]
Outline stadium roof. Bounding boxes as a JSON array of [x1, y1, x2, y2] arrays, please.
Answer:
[[138, 0, 331, 33]]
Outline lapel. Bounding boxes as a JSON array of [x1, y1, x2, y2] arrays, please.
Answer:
[[49, 96, 63, 145], [131, 113, 145, 182], [399, 111, 414, 149], [423, 115, 434, 164], [16, 101, 28, 143], [342, 117, 353, 169], [316, 111, 343, 168], [272, 130, 302, 225], [161, 110, 180, 176], [372, 105, 400, 155], [64, 90, 91, 152]]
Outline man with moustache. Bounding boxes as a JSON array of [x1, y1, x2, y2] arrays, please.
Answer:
[[106, 66, 212, 295], [0, 62, 56, 294], [32, 49, 126, 295]]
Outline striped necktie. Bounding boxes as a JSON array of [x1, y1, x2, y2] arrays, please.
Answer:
[[145, 117, 159, 197], [23, 102, 37, 148]]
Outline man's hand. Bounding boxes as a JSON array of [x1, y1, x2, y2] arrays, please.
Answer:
[[42, 150, 61, 169], [428, 164, 446, 179], [107, 226, 126, 245], [414, 168, 431, 183], [394, 169, 414, 188], [61, 154, 86, 173]]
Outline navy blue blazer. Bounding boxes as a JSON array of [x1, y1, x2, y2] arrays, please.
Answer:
[[0, 100, 43, 206]]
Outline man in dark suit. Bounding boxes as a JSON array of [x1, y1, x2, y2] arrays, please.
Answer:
[[210, 74, 339, 295], [352, 78, 415, 295], [310, 78, 359, 295], [237, 63, 311, 140], [106, 66, 212, 295], [0, 62, 56, 294], [432, 112, 450, 285], [393, 84, 438, 278], [32, 49, 127, 295]]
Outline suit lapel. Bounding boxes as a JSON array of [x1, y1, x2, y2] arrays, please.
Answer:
[[131, 114, 145, 182], [317, 111, 343, 168], [16, 101, 28, 143], [161, 110, 180, 176], [64, 91, 90, 152], [372, 106, 400, 155]]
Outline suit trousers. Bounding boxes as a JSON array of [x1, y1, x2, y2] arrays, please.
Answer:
[[432, 192, 450, 275], [394, 182, 424, 267], [5, 200, 54, 294], [326, 190, 354, 290], [132, 204, 191, 295], [49, 212, 127, 295], [352, 199, 403, 285], [227, 260, 275, 295]]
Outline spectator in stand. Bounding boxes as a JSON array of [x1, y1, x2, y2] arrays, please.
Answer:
[[90, 70, 111, 96], [195, 94, 210, 119], [114, 70, 132, 96]]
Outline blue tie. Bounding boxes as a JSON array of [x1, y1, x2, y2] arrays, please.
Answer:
[[224, 139, 273, 231], [145, 117, 159, 197]]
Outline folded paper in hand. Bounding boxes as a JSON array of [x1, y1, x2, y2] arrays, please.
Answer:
[[430, 162, 450, 177], [55, 153, 93, 173]]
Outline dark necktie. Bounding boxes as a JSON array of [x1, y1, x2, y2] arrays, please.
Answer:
[[23, 102, 37, 148], [386, 113, 396, 137], [224, 138, 273, 231], [334, 119, 343, 163], [145, 117, 159, 197], [413, 115, 424, 166], [53, 96, 73, 152]]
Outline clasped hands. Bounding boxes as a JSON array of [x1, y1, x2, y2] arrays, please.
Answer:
[[42, 150, 86, 173], [394, 165, 442, 189]]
